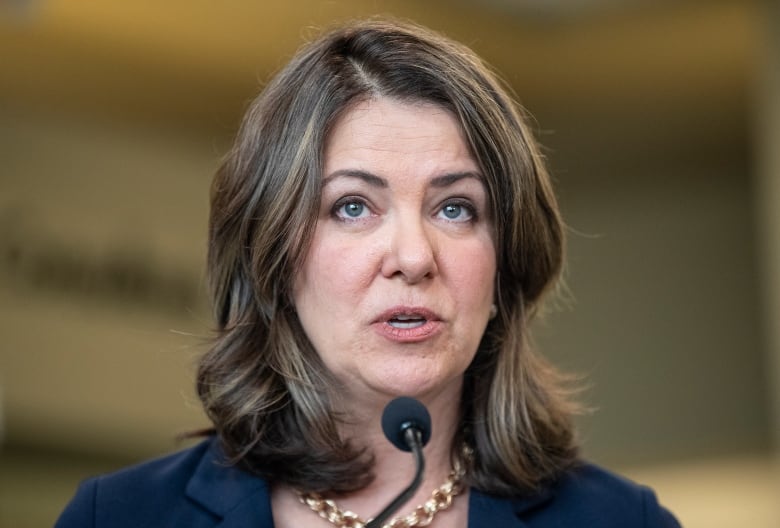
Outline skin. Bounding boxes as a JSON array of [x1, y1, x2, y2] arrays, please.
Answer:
[[275, 97, 495, 527]]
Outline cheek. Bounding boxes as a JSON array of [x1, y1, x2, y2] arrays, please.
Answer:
[[295, 232, 377, 303], [462, 269, 495, 311], [450, 241, 496, 306]]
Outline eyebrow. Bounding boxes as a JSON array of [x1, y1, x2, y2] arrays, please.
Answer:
[[323, 169, 388, 188], [322, 169, 483, 188], [429, 171, 483, 188]]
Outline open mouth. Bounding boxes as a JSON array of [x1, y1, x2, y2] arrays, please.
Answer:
[[373, 307, 441, 342], [388, 315, 427, 329]]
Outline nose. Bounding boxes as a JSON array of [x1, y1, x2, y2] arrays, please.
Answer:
[[380, 214, 438, 283]]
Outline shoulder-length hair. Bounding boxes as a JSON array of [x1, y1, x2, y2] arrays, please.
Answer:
[[197, 17, 578, 496]]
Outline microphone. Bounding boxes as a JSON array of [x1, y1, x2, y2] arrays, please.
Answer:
[[365, 397, 431, 528]]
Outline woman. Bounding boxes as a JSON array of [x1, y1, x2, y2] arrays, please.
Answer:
[[57, 18, 680, 527]]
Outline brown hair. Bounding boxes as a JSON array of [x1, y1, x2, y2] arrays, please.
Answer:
[[197, 17, 578, 496]]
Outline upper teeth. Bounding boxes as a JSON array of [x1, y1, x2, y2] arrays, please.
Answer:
[[394, 315, 423, 321]]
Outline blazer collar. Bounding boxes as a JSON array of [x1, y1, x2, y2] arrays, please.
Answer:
[[185, 438, 275, 527]]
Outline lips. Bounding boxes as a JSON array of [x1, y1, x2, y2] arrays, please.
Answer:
[[372, 307, 442, 342]]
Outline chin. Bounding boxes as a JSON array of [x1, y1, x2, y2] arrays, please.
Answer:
[[365, 365, 461, 401]]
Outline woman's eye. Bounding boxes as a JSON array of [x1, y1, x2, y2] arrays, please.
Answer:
[[334, 199, 370, 220], [438, 201, 474, 222]]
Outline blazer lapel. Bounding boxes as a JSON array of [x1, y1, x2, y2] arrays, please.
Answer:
[[214, 498, 275, 528], [468, 486, 554, 528], [185, 439, 275, 527]]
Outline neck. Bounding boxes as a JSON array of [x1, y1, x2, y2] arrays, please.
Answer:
[[326, 384, 465, 520]]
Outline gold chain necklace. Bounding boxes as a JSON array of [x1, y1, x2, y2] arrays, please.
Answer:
[[298, 461, 466, 528]]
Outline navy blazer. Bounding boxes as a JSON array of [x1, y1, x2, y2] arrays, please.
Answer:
[[56, 438, 681, 527]]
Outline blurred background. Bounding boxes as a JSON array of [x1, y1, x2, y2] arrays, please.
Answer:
[[1, 0, 778, 526]]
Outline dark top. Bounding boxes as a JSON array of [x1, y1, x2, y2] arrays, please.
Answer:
[[56, 437, 681, 527]]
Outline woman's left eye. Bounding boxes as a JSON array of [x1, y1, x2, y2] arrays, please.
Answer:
[[437, 201, 475, 222]]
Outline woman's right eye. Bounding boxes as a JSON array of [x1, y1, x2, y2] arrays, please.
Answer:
[[333, 198, 370, 220]]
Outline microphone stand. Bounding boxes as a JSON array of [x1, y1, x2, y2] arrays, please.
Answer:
[[364, 427, 426, 528]]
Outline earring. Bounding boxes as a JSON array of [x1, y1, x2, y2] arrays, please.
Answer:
[[489, 304, 498, 320]]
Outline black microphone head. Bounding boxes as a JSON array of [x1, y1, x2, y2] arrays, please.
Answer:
[[380, 397, 432, 452]]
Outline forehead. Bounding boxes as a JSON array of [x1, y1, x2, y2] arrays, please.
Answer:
[[323, 97, 477, 173]]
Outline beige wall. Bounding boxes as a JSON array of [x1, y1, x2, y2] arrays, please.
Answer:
[[538, 109, 767, 464], [0, 110, 215, 456]]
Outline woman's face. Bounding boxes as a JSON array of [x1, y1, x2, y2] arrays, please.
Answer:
[[293, 97, 496, 403]]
